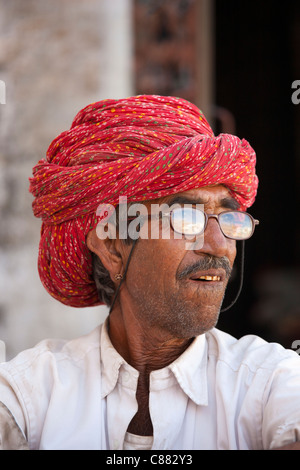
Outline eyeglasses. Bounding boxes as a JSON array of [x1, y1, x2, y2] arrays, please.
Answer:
[[126, 207, 259, 241], [163, 208, 259, 240]]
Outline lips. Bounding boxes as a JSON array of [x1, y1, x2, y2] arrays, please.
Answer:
[[176, 255, 232, 284]]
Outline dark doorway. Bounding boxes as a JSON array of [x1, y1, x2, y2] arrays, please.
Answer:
[[215, 0, 300, 348]]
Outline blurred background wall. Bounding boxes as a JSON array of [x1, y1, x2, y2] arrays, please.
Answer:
[[0, 0, 299, 359], [0, 0, 134, 359]]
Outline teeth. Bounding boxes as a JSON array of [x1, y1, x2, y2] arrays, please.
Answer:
[[198, 275, 220, 281]]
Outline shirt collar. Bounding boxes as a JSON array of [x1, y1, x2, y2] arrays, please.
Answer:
[[168, 333, 208, 405], [100, 318, 208, 406], [100, 319, 132, 398]]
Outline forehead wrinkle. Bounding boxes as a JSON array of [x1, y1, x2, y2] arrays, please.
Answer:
[[147, 185, 241, 211], [165, 195, 209, 206], [163, 194, 239, 210]]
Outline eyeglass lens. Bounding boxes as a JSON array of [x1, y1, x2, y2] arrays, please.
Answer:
[[171, 208, 254, 240], [219, 212, 253, 239], [171, 208, 205, 235]]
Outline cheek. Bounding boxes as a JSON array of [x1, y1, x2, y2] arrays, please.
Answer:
[[228, 239, 237, 266], [128, 239, 184, 290]]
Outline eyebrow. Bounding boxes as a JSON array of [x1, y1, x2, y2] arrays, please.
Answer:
[[167, 195, 240, 210], [220, 197, 241, 210]]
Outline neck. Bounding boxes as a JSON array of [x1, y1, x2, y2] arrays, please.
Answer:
[[107, 305, 193, 374], [107, 302, 194, 437]]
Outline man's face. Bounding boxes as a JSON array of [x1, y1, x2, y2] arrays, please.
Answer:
[[121, 185, 237, 339]]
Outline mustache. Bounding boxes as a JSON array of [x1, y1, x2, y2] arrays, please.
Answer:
[[176, 255, 232, 280]]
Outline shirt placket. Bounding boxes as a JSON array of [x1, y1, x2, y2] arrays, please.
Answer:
[[106, 363, 139, 450], [149, 369, 188, 449]]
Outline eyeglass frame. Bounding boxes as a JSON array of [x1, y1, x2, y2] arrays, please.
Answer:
[[127, 207, 259, 241]]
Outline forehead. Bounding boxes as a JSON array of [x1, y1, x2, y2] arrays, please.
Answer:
[[160, 185, 239, 209]]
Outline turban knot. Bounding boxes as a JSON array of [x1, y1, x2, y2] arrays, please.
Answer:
[[29, 95, 258, 307]]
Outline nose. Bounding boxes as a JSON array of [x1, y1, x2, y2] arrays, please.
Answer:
[[194, 217, 232, 259]]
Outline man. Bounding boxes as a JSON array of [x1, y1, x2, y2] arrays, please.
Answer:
[[0, 95, 299, 450]]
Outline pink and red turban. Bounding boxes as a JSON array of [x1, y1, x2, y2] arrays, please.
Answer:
[[29, 95, 258, 307]]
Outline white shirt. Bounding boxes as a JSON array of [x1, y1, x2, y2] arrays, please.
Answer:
[[0, 320, 300, 450]]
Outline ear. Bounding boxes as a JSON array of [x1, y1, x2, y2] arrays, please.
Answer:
[[86, 228, 125, 283]]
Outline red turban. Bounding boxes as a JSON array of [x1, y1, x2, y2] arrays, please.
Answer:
[[29, 95, 258, 307]]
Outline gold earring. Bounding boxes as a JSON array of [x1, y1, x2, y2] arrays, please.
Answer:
[[114, 273, 123, 281]]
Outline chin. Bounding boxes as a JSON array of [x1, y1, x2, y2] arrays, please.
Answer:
[[163, 304, 221, 339]]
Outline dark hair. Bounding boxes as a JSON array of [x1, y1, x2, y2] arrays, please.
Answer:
[[91, 252, 115, 306], [91, 204, 135, 306]]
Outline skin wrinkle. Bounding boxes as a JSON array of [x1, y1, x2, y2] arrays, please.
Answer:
[[30, 95, 258, 309], [166, 195, 241, 211], [90, 185, 237, 349], [24, 95, 300, 449], [92, 189, 234, 306], [119, 187, 236, 340], [88, 185, 238, 436]]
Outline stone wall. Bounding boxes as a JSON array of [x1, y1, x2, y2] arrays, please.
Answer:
[[0, 0, 133, 359]]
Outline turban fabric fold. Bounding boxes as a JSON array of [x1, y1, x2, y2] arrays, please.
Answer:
[[29, 95, 258, 307]]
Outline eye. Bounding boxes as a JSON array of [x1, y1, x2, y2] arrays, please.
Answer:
[[171, 208, 205, 236]]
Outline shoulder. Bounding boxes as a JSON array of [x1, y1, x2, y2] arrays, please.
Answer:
[[0, 324, 103, 449], [1, 324, 102, 377], [204, 329, 300, 450], [0, 324, 103, 398], [205, 327, 300, 374]]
